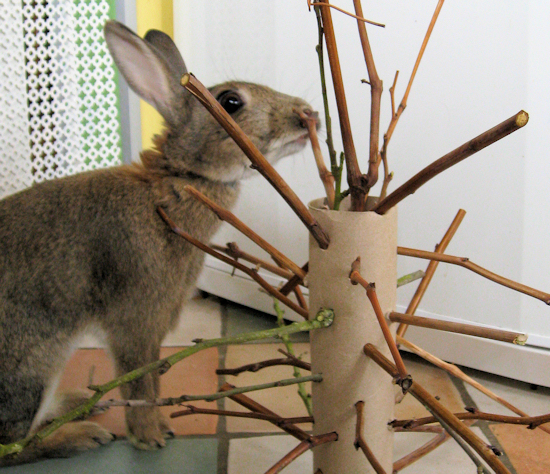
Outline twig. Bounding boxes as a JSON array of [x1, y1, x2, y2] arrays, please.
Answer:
[[92, 375, 320, 406], [211, 242, 293, 280], [379, 70, 399, 200], [350, 258, 411, 390], [313, 4, 343, 210], [296, 108, 335, 209], [354, 401, 388, 474], [374, 110, 529, 214], [397, 335, 550, 436], [397, 270, 425, 288], [390, 409, 550, 430], [397, 245, 550, 304], [363, 343, 510, 474], [185, 186, 305, 279], [157, 206, 309, 318], [217, 356, 311, 376], [170, 405, 312, 426], [307, 0, 385, 27], [382, 0, 445, 153], [219, 383, 311, 441], [430, 412, 491, 474], [180, 73, 329, 249], [280, 262, 309, 296], [392, 431, 450, 472], [274, 299, 313, 417], [353, 0, 383, 194], [264, 432, 338, 474], [316, 1, 364, 211], [390, 312, 527, 345], [397, 209, 466, 338]]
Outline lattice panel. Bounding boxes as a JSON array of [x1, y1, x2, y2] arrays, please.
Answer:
[[0, 0, 121, 198]]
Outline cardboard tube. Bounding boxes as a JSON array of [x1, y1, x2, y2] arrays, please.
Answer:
[[309, 197, 397, 473]]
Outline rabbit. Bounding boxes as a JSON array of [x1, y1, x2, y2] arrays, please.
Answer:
[[0, 20, 318, 465]]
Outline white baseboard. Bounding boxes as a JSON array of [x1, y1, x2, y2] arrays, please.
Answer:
[[198, 257, 550, 388]]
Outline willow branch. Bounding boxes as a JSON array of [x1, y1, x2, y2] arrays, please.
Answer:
[[185, 186, 305, 279], [91, 375, 322, 406], [217, 356, 311, 376], [363, 343, 510, 474], [264, 432, 338, 474], [353, 0, 383, 194], [273, 299, 313, 417], [92, 375, 320, 406], [280, 262, 309, 297], [392, 431, 450, 472], [354, 401, 388, 474], [391, 408, 550, 430], [397, 244, 550, 304], [391, 312, 527, 345], [431, 413, 491, 474], [350, 258, 411, 389], [383, 0, 445, 150], [170, 405, 312, 426], [220, 383, 311, 441], [211, 242, 293, 280], [307, 0, 384, 27], [397, 270, 425, 288], [296, 109, 335, 208], [398, 209, 466, 338], [157, 207, 308, 318], [317, 1, 364, 211], [180, 73, 329, 249], [374, 110, 529, 214], [397, 335, 550, 436]]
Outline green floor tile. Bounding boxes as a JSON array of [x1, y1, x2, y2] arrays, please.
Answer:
[[1, 438, 218, 474]]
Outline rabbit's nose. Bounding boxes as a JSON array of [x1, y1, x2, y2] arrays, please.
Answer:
[[298, 108, 321, 130]]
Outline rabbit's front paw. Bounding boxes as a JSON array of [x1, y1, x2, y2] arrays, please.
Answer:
[[126, 408, 173, 450]]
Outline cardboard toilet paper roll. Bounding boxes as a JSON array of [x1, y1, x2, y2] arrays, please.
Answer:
[[309, 197, 397, 473]]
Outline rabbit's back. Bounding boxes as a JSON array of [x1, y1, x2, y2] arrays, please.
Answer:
[[0, 165, 236, 344]]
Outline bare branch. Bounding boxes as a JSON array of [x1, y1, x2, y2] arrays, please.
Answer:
[[354, 401, 388, 474], [363, 343, 511, 474], [374, 111, 529, 214], [398, 209, 466, 337], [391, 312, 527, 344], [397, 244, 550, 304], [157, 207, 308, 318], [185, 185, 305, 279], [264, 432, 338, 474], [307, 0, 385, 27], [350, 258, 411, 389]]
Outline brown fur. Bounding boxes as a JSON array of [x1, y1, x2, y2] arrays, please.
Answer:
[[0, 20, 316, 465]]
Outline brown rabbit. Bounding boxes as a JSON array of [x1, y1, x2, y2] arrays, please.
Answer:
[[0, 20, 317, 465]]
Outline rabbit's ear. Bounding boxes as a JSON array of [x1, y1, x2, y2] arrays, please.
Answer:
[[144, 29, 188, 78], [104, 20, 182, 125]]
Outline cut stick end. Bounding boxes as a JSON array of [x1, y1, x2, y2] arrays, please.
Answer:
[[180, 73, 191, 87], [516, 111, 529, 127], [514, 334, 528, 346]]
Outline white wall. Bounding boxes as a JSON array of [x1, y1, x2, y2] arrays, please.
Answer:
[[173, 2, 550, 354]]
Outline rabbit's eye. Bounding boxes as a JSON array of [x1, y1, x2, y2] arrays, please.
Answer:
[[216, 91, 244, 114]]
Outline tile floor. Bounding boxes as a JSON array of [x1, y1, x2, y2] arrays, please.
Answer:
[[3, 294, 549, 473]]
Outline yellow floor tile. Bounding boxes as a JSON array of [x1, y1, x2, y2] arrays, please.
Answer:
[[223, 343, 312, 433], [490, 424, 550, 474], [57, 347, 219, 436]]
